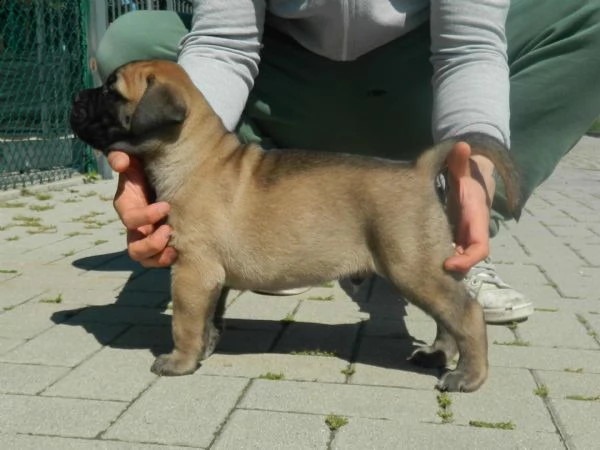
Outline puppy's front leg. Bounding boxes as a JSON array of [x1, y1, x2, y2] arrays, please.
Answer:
[[151, 261, 226, 376]]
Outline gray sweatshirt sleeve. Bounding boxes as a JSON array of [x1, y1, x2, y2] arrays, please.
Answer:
[[178, 0, 265, 131], [430, 0, 511, 147]]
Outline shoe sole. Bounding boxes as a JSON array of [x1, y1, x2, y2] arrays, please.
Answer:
[[483, 302, 534, 324], [253, 287, 312, 296]]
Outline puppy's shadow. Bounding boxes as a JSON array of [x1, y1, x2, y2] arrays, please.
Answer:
[[52, 251, 436, 376]]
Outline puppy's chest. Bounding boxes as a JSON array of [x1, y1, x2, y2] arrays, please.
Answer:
[[165, 207, 225, 252]]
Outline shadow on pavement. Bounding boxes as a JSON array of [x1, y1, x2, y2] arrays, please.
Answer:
[[50, 252, 438, 378]]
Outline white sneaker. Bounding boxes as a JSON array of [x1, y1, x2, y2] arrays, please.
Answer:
[[464, 258, 533, 324], [253, 287, 312, 296]]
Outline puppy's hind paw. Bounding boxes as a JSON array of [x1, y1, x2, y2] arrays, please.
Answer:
[[151, 351, 199, 376], [436, 369, 484, 393]]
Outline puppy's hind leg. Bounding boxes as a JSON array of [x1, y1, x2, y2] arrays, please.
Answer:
[[151, 260, 226, 376], [409, 321, 458, 369], [390, 270, 488, 392]]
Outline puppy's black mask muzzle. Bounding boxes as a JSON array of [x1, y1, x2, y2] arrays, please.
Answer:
[[70, 87, 129, 153]]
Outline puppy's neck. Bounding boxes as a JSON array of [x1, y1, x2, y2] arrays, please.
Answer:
[[142, 109, 238, 202]]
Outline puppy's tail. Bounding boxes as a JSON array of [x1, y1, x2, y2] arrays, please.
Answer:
[[416, 133, 522, 220]]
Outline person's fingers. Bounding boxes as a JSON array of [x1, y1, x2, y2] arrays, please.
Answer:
[[446, 141, 472, 180], [107, 151, 131, 173], [126, 224, 173, 263], [444, 242, 489, 274], [119, 202, 171, 230], [138, 246, 178, 268]]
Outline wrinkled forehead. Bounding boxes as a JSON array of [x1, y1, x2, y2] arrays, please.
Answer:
[[104, 60, 192, 111], [107, 61, 158, 102]]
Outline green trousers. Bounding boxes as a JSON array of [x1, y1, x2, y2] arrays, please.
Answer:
[[96, 0, 600, 221]]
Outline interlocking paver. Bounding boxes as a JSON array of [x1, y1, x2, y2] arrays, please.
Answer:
[[450, 367, 556, 432], [550, 400, 600, 448], [517, 311, 599, 350], [103, 375, 249, 448], [239, 379, 439, 421], [331, 420, 563, 450], [42, 347, 157, 401], [489, 345, 600, 373], [198, 352, 349, 383], [0, 394, 125, 437], [0, 362, 69, 395], [0, 323, 126, 366], [1, 434, 191, 450], [212, 410, 330, 450], [536, 370, 600, 400], [0, 136, 598, 448], [0, 301, 78, 339]]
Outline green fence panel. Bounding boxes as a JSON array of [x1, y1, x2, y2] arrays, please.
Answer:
[[0, 0, 193, 190], [0, 0, 95, 190]]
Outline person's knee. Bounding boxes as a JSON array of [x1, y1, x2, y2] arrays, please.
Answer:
[[95, 11, 151, 80]]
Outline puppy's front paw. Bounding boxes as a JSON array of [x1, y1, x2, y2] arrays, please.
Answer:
[[436, 369, 484, 393], [151, 351, 199, 376], [409, 347, 448, 368]]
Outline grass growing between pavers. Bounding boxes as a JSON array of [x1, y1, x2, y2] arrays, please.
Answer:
[[281, 312, 295, 324], [325, 414, 348, 431], [534, 307, 559, 312], [39, 293, 63, 304], [0, 201, 26, 208], [71, 211, 114, 230], [566, 394, 600, 401], [469, 420, 515, 430], [28, 204, 55, 212], [493, 339, 530, 347], [34, 192, 53, 201], [340, 365, 356, 377], [26, 225, 58, 235], [436, 392, 453, 424], [576, 314, 599, 340], [5, 235, 19, 241], [534, 385, 549, 398], [83, 172, 100, 184], [290, 349, 337, 357], [65, 231, 91, 238], [7, 215, 57, 235], [11, 215, 42, 227], [307, 294, 335, 301], [0, 269, 18, 274], [564, 368, 584, 373], [258, 372, 285, 380]]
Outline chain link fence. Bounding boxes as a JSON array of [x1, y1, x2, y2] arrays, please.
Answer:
[[0, 0, 192, 191], [0, 0, 93, 190]]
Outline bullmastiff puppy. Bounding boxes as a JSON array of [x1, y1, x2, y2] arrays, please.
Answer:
[[70, 60, 521, 392]]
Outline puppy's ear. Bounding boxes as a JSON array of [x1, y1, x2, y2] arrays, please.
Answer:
[[130, 76, 187, 136]]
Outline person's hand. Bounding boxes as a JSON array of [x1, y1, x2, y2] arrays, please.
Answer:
[[108, 151, 177, 267], [444, 141, 496, 274]]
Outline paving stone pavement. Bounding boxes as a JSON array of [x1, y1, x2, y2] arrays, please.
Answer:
[[0, 136, 599, 449]]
